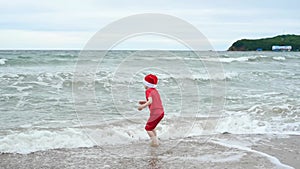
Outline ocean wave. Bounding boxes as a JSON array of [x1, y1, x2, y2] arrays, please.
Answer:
[[53, 53, 78, 58], [247, 104, 299, 118], [0, 71, 235, 94], [0, 128, 94, 154], [146, 53, 295, 63], [17, 56, 32, 59], [97, 71, 236, 83], [200, 55, 288, 63], [0, 57, 76, 67], [272, 56, 286, 61], [0, 72, 73, 81], [1, 113, 299, 154], [217, 57, 251, 63], [0, 58, 7, 65], [0, 116, 204, 154], [216, 112, 300, 135]]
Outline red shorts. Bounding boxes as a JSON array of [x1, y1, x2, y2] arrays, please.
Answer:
[[145, 112, 164, 131]]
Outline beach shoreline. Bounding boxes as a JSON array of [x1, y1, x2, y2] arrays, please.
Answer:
[[1, 134, 299, 169]]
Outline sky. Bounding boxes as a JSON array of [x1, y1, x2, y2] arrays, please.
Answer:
[[0, 0, 299, 51]]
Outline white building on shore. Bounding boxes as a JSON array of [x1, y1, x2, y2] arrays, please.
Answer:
[[272, 45, 292, 51]]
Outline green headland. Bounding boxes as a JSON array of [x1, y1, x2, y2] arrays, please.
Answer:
[[228, 34, 300, 51]]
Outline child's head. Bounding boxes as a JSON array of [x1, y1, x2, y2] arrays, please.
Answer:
[[143, 74, 158, 89]]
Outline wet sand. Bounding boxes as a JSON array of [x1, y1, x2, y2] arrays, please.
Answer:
[[0, 134, 299, 169]]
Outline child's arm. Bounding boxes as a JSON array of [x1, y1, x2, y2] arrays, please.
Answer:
[[138, 100, 147, 105], [138, 97, 152, 111]]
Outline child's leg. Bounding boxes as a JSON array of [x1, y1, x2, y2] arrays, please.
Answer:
[[152, 129, 159, 146], [147, 130, 155, 137], [145, 113, 164, 147], [147, 130, 159, 146], [152, 129, 157, 136]]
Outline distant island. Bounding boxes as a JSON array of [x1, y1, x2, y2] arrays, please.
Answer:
[[228, 34, 300, 51]]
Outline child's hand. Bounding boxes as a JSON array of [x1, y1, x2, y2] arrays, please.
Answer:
[[138, 100, 146, 105], [138, 105, 143, 111]]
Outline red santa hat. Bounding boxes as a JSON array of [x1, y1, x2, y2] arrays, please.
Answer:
[[143, 74, 158, 88]]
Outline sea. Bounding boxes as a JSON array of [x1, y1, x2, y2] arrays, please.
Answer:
[[0, 50, 299, 154]]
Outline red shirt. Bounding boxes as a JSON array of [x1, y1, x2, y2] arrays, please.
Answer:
[[145, 88, 164, 114]]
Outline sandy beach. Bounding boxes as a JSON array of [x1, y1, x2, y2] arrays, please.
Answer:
[[1, 134, 299, 169]]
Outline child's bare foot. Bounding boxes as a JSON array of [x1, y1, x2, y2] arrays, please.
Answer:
[[150, 136, 159, 147], [150, 141, 159, 147]]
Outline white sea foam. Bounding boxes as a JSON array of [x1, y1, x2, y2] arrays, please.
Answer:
[[13, 85, 33, 92], [0, 128, 95, 154], [215, 114, 269, 134], [215, 109, 300, 135], [201, 56, 256, 63], [0, 58, 7, 65], [272, 56, 286, 61], [1, 114, 299, 154], [0, 74, 19, 80], [218, 56, 251, 63], [0, 116, 205, 154], [193, 72, 238, 81], [202, 55, 282, 63], [210, 139, 294, 169]]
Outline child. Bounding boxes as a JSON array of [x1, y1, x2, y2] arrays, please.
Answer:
[[138, 74, 164, 147]]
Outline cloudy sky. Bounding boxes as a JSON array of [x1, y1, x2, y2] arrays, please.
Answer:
[[0, 0, 299, 50]]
